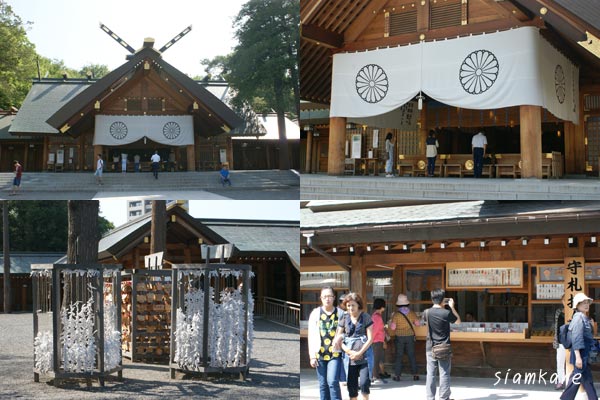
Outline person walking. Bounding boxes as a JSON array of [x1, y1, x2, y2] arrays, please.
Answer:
[[151, 151, 161, 179], [389, 294, 420, 381], [370, 298, 388, 384], [94, 154, 104, 186], [134, 154, 141, 172], [308, 286, 344, 400], [121, 153, 128, 173], [560, 293, 598, 400], [336, 292, 373, 400], [425, 289, 460, 400], [553, 299, 566, 390], [112, 153, 119, 172], [10, 160, 23, 195], [471, 131, 487, 178], [384, 132, 394, 177], [426, 130, 439, 177]]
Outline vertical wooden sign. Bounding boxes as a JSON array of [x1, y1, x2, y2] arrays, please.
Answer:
[[564, 257, 585, 381]]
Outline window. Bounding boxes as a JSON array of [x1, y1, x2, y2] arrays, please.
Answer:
[[127, 98, 142, 112], [386, 10, 417, 37], [430, 0, 464, 30], [148, 98, 164, 112]]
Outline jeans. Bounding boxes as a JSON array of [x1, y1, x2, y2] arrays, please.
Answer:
[[473, 147, 484, 178], [134, 162, 140, 172], [426, 350, 452, 400], [347, 362, 370, 398], [560, 358, 597, 400], [427, 157, 437, 176], [316, 357, 342, 400], [152, 162, 159, 178], [556, 344, 566, 385], [395, 335, 417, 376], [385, 158, 393, 174], [338, 352, 347, 382]]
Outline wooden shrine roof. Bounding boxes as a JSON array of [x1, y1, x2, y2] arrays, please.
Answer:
[[40, 47, 242, 137], [301, 0, 600, 104]]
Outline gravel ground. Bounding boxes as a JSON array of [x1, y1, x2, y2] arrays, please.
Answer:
[[0, 313, 299, 399]]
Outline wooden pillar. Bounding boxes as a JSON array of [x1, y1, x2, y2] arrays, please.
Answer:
[[226, 137, 234, 170], [285, 262, 295, 302], [305, 131, 313, 173], [418, 103, 428, 156], [564, 96, 586, 174], [43, 136, 49, 169], [78, 135, 85, 170], [349, 251, 366, 301], [328, 117, 346, 175], [257, 263, 265, 299], [519, 105, 542, 178], [186, 144, 195, 171], [312, 138, 319, 172]]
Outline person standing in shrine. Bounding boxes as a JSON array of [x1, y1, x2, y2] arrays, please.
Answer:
[[426, 130, 439, 177], [151, 151, 161, 179]]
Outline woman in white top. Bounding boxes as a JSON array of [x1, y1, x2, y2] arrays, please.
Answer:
[[384, 133, 394, 177], [308, 286, 344, 400]]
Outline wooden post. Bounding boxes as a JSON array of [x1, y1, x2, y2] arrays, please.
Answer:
[[226, 137, 234, 170], [328, 117, 346, 175], [79, 135, 85, 171], [43, 136, 49, 170], [519, 105, 542, 178], [418, 103, 428, 156], [350, 251, 366, 301], [305, 131, 313, 173], [563, 256, 586, 392], [186, 144, 195, 171]]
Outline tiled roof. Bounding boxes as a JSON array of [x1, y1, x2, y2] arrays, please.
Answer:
[[200, 219, 300, 269], [301, 201, 600, 229], [8, 81, 92, 134], [0, 253, 65, 274]]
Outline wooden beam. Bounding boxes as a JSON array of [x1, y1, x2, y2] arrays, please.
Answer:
[[301, 0, 326, 24], [510, 0, 587, 42], [327, 116, 346, 175], [344, 0, 388, 43], [520, 105, 542, 178], [342, 18, 541, 51], [302, 24, 344, 48]]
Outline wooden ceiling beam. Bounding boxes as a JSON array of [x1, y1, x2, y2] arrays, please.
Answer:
[[302, 23, 344, 48], [327, 0, 361, 33], [344, 0, 388, 43], [510, 0, 586, 42], [342, 18, 541, 51], [301, 0, 328, 24]]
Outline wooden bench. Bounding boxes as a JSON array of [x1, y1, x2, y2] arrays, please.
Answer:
[[444, 154, 492, 178], [396, 155, 422, 177], [495, 154, 522, 178]]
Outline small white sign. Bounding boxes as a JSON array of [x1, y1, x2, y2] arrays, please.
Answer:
[[372, 129, 379, 148], [219, 149, 227, 163], [56, 149, 64, 164]]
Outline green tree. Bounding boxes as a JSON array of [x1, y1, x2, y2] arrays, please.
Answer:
[[0, 0, 37, 109], [78, 63, 110, 79], [0, 201, 113, 252], [203, 0, 299, 170]]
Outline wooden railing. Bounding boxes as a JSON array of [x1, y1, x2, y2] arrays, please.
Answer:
[[255, 296, 300, 328]]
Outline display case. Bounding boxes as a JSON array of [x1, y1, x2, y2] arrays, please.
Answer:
[[414, 322, 528, 341], [366, 269, 393, 317], [485, 293, 528, 322], [446, 262, 523, 289], [300, 271, 349, 321]]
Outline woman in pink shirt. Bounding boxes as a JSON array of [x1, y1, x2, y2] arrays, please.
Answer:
[[370, 298, 390, 383]]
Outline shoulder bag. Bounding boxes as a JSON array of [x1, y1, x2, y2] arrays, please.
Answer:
[[425, 309, 452, 360]]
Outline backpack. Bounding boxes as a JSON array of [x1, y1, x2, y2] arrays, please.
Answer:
[[558, 322, 572, 349]]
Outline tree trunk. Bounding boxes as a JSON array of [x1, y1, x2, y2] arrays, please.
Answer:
[[274, 76, 291, 170], [288, 43, 300, 118], [67, 201, 99, 264], [150, 201, 167, 257], [3, 202, 11, 313]]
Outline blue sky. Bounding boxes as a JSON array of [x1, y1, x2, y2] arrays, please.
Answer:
[[99, 200, 299, 227], [8, 0, 247, 77]]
